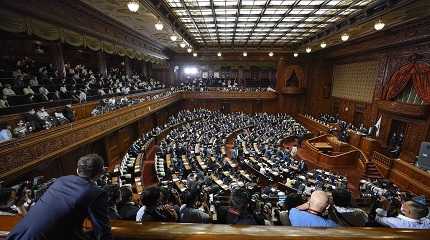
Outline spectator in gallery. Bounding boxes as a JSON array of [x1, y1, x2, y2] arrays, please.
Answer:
[[29, 77, 39, 87], [63, 104, 75, 122], [2, 84, 16, 97], [0, 123, 13, 143], [117, 186, 139, 220], [289, 190, 338, 228], [376, 196, 430, 229], [328, 189, 368, 227], [22, 85, 35, 96], [38, 85, 49, 97], [0, 95, 10, 108], [78, 90, 87, 103], [7, 154, 112, 240], [59, 85, 68, 98]]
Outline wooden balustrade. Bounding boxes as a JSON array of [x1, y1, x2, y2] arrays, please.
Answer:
[[302, 134, 361, 169], [182, 90, 277, 100], [372, 152, 430, 198], [294, 114, 332, 134], [1, 218, 429, 240]]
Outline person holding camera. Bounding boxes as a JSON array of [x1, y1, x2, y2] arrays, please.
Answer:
[[179, 187, 210, 223], [8, 154, 112, 240], [289, 191, 338, 227], [375, 196, 430, 229]]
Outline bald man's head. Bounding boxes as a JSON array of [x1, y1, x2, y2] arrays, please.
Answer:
[[309, 191, 330, 213]]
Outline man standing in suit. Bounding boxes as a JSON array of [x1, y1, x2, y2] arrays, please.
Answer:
[[8, 154, 112, 240]]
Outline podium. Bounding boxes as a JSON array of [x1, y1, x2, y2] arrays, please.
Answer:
[[360, 137, 380, 157]]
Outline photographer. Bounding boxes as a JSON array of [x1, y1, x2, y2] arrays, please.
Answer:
[[375, 196, 430, 229], [217, 188, 264, 225], [0, 188, 27, 216], [179, 187, 210, 223], [289, 191, 338, 227], [328, 189, 368, 227]]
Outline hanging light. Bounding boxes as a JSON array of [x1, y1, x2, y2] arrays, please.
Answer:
[[341, 33, 350, 42], [374, 19, 385, 31], [193, 52, 198, 57], [217, 52, 222, 57], [268, 52, 274, 57], [127, 1, 139, 12], [180, 42, 186, 48], [306, 47, 312, 53], [170, 34, 178, 42], [293, 52, 299, 58], [155, 20, 164, 31], [320, 42, 327, 48], [187, 48, 193, 53], [243, 51, 247, 57]]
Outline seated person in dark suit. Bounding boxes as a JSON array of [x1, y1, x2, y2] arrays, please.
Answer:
[[63, 104, 75, 122], [7, 154, 112, 240], [217, 188, 264, 225], [117, 186, 139, 220]]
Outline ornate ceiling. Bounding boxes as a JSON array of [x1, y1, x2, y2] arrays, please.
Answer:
[[80, 0, 185, 52], [163, 0, 377, 48]]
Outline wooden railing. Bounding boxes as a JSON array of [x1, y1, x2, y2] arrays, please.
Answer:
[[302, 134, 360, 169], [182, 90, 277, 99], [372, 152, 430, 198], [1, 219, 429, 240]]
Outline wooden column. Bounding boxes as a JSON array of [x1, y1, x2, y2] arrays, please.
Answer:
[[49, 42, 65, 77], [97, 51, 107, 76], [141, 61, 147, 77], [125, 57, 132, 76]]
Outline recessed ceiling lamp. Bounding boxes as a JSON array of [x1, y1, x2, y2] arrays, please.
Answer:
[[268, 51, 274, 57], [306, 47, 312, 53], [217, 52, 222, 57], [193, 52, 198, 57], [180, 42, 186, 48], [155, 20, 164, 31], [127, 1, 139, 12], [293, 53, 299, 58], [170, 34, 178, 42], [374, 19, 385, 31], [243, 52, 247, 57], [341, 33, 350, 42], [187, 48, 192, 53], [320, 42, 327, 48]]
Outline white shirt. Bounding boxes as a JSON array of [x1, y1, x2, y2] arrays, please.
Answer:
[[135, 206, 146, 222], [376, 208, 430, 229]]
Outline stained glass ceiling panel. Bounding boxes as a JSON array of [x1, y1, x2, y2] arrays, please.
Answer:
[[163, 0, 379, 47]]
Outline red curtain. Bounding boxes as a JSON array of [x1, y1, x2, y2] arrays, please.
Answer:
[[412, 63, 430, 103], [385, 64, 415, 100]]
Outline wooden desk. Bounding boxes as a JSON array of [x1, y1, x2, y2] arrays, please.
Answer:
[[313, 142, 333, 151]]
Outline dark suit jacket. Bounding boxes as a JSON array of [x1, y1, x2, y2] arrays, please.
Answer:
[[117, 202, 139, 220], [7, 175, 112, 240]]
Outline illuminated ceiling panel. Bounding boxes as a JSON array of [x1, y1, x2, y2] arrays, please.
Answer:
[[163, 0, 378, 47]]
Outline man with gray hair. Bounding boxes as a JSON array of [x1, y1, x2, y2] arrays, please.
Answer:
[[8, 154, 112, 240]]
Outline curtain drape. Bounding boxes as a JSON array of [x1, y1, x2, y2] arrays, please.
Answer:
[[385, 64, 415, 100], [412, 63, 430, 103], [386, 63, 430, 103]]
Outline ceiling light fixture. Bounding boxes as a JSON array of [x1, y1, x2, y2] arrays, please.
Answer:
[[243, 52, 247, 57], [320, 42, 327, 48], [341, 33, 350, 42], [374, 19, 385, 31], [217, 52, 222, 57], [127, 1, 139, 12], [306, 47, 312, 53], [268, 52, 274, 57], [155, 20, 164, 31], [170, 34, 178, 42], [193, 52, 198, 57], [187, 48, 192, 53], [180, 42, 186, 48], [293, 53, 299, 58]]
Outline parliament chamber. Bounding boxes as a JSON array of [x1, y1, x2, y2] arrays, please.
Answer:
[[0, 0, 430, 239]]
